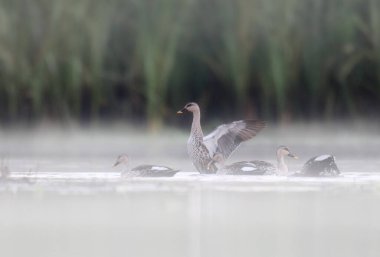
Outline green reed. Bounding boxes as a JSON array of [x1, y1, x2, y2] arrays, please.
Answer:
[[0, 0, 378, 125]]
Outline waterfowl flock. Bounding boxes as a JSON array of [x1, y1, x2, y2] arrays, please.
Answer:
[[113, 102, 341, 178]]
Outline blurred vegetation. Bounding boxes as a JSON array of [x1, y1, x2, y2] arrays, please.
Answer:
[[0, 0, 379, 127]]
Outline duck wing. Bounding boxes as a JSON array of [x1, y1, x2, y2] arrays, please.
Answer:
[[224, 161, 272, 175], [301, 155, 340, 176], [131, 165, 179, 177], [203, 120, 266, 161], [249, 160, 277, 174]]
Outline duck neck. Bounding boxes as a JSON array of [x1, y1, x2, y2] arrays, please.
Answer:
[[277, 154, 288, 174], [191, 110, 203, 139], [123, 162, 130, 174]]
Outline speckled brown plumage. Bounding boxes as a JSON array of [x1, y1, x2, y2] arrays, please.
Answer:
[[178, 102, 265, 174]]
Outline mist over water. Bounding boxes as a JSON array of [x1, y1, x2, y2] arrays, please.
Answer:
[[1, 0, 379, 256], [0, 122, 379, 257]]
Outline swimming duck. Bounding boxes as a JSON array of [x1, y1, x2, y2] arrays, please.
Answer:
[[177, 102, 265, 174], [298, 154, 340, 177], [213, 145, 298, 175], [113, 154, 180, 177]]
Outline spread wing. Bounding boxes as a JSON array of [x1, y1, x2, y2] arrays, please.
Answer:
[[203, 120, 266, 161]]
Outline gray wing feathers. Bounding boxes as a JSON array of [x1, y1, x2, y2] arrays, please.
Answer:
[[203, 120, 265, 160]]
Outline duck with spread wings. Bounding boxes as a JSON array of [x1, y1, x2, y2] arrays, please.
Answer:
[[177, 102, 266, 173]]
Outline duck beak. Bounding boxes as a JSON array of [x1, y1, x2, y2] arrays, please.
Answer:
[[113, 161, 120, 167], [177, 108, 186, 114], [288, 153, 298, 159]]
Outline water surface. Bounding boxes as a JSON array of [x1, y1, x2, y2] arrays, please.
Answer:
[[0, 124, 379, 257]]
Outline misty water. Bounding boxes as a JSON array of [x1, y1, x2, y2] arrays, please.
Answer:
[[0, 123, 380, 257]]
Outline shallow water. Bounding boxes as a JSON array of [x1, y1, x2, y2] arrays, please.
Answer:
[[0, 124, 379, 257]]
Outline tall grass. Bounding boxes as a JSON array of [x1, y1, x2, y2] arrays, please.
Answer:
[[369, 0, 380, 97], [0, 0, 379, 126], [133, 0, 192, 129]]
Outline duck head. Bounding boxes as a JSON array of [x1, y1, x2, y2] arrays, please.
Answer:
[[177, 102, 200, 114], [113, 154, 129, 167], [277, 146, 298, 159]]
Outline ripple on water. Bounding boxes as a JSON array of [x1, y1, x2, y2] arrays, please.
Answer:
[[1, 171, 380, 195]]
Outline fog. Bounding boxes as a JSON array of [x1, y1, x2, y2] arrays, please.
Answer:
[[0, 122, 379, 257]]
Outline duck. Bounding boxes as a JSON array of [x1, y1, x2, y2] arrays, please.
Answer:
[[177, 102, 266, 174], [113, 154, 180, 177], [297, 154, 340, 177], [212, 145, 298, 175]]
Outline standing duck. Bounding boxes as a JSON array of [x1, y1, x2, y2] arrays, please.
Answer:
[[213, 146, 298, 175], [298, 154, 340, 177], [113, 154, 180, 177], [177, 102, 266, 173]]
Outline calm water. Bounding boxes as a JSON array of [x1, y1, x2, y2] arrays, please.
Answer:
[[0, 123, 379, 257]]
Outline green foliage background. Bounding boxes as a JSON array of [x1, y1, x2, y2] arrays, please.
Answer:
[[0, 0, 379, 126]]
